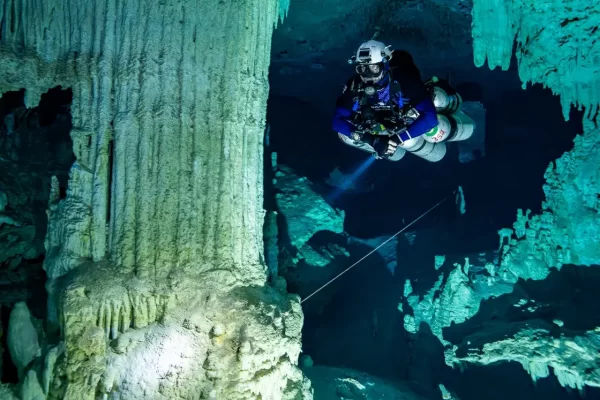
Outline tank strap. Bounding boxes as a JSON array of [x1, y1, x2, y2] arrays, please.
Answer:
[[445, 113, 459, 142], [408, 137, 427, 152]]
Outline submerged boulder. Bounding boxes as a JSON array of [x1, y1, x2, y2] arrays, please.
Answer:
[[304, 365, 427, 400]]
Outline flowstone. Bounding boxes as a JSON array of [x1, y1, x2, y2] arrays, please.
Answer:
[[49, 262, 310, 399]]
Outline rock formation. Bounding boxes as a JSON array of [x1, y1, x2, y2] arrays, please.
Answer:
[[472, 0, 600, 120], [0, 384, 18, 400], [303, 365, 428, 400], [403, 250, 513, 338], [403, 0, 600, 390], [0, 0, 311, 398], [403, 121, 600, 391], [7, 302, 40, 380], [1, 97, 73, 312], [447, 325, 600, 391], [273, 160, 346, 268]]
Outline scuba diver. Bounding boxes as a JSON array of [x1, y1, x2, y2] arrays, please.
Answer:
[[332, 40, 475, 162]]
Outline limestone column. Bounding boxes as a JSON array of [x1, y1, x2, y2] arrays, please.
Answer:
[[0, 0, 283, 283], [1, 2, 311, 399]]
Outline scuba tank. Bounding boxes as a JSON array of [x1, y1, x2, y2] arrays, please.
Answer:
[[421, 76, 475, 145], [426, 76, 462, 114]]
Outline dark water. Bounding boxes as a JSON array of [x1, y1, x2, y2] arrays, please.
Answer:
[[266, 34, 595, 399]]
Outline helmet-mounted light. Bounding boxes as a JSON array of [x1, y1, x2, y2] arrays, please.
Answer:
[[349, 41, 393, 82]]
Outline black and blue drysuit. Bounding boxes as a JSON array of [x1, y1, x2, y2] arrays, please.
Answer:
[[332, 50, 438, 155]]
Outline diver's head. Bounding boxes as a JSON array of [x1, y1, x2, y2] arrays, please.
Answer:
[[350, 40, 393, 84]]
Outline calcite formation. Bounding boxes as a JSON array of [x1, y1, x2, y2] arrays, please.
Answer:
[[439, 384, 460, 400], [403, 120, 600, 389], [303, 365, 427, 400], [401, 0, 600, 392], [7, 302, 40, 379], [0, 101, 73, 309], [4, 302, 49, 400], [0, 384, 18, 400], [274, 164, 345, 250], [472, 0, 600, 119], [274, 162, 346, 267], [402, 256, 512, 342], [454, 325, 600, 390], [499, 119, 600, 279], [1, 0, 276, 283], [0, 0, 310, 399], [447, 326, 600, 391], [54, 264, 310, 399]]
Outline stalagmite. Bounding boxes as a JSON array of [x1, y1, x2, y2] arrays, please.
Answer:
[[0, 0, 311, 398], [7, 302, 40, 380]]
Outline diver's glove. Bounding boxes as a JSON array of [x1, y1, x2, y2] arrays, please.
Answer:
[[372, 136, 392, 158], [373, 136, 402, 158], [350, 130, 364, 144], [385, 136, 400, 155]]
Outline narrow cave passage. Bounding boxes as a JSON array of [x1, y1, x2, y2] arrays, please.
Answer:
[[265, 5, 586, 398]]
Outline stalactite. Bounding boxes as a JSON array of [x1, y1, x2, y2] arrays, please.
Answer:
[[471, 0, 517, 71], [472, 0, 600, 120]]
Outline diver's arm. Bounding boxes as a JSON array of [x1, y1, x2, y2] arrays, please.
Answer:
[[332, 105, 356, 137], [396, 97, 438, 141], [332, 77, 359, 137], [389, 50, 438, 141]]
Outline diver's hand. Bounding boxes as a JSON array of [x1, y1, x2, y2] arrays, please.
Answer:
[[385, 137, 399, 155], [351, 131, 363, 143], [373, 136, 399, 158], [372, 137, 391, 157]]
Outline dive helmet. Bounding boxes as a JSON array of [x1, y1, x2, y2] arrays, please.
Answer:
[[349, 40, 393, 83]]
